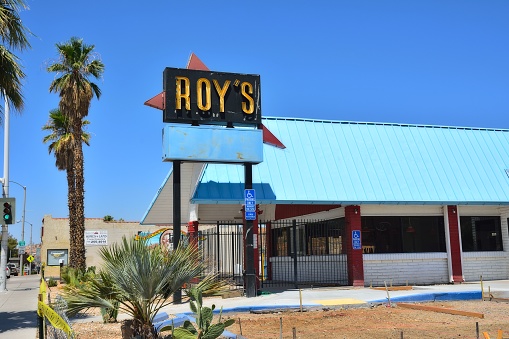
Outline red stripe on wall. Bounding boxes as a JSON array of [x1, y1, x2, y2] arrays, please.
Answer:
[[345, 205, 364, 287], [275, 204, 339, 220], [447, 205, 463, 283]]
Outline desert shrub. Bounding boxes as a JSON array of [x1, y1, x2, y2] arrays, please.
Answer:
[[48, 277, 58, 287]]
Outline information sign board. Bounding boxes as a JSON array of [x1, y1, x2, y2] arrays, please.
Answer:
[[85, 230, 108, 246]]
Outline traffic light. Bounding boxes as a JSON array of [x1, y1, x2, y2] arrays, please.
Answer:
[[0, 198, 15, 225]]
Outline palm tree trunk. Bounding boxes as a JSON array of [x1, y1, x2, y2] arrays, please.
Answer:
[[73, 125, 86, 271], [66, 163, 77, 269]]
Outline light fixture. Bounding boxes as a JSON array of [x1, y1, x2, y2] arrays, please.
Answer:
[[354, 208, 358, 215]]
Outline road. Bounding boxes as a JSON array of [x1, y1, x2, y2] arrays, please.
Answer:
[[0, 274, 40, 338]]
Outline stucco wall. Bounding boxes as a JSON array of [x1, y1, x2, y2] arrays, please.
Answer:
[[41, 215, 162, 278]]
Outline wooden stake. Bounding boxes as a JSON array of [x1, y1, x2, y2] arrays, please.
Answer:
[[397, 303, 484, 318], [482, 330, 503, 339], [279, 317, 283, 339], [238, 317, 242, 335], [480, 275, 484, 301], [476, 321, 480, 339], [384, 281, 391, 307], [293, 327, 297, 339], [372, 286, 413, 291]]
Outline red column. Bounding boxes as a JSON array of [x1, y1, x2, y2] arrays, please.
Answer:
[[447, 205, 463, 283], [187, 221, 199, 284], [188, 221, 199, 247], [345, 205, 364, 287], [265, 221, 272, 281]]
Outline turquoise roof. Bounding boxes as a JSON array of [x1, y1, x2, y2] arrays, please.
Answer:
[[192, 117, 509, 205]]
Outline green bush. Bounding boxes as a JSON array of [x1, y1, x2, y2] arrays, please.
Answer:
[[61, 266, 96, 288], [47, 277, 58, 287]]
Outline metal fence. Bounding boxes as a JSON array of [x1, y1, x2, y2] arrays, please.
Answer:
[[199, 218, 348, 291], [198, 221, 244, 286], [259, 219, 348, 289]]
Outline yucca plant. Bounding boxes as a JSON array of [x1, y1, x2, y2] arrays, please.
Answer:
[[62, 236, 209, 338]]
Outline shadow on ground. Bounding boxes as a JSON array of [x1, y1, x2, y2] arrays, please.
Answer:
[[0, 310, 37, 333]]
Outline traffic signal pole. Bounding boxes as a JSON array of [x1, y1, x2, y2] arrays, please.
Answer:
[[0, 93, 10, 292]]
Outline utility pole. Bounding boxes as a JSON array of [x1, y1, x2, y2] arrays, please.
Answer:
[[10, 181, 26, 274], [1, 93, 10, 292]]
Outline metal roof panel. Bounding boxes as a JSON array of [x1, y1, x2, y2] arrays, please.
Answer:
[[192, 117, 509, 205]]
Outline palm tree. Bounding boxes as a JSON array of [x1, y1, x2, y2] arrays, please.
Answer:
[[47, 37, 104, 270], [63, 237, 224, 338], [0, 0, 31, 112], [42, 109, 91, 261]]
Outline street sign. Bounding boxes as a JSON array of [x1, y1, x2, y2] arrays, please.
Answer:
[[244, 189, 256, 220], [352, 230, 362, 250], [19, 246, 25, 254], [18, 240, 25, 247], [27, 255, 34, 263]]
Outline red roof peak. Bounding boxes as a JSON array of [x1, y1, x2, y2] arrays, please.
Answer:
[[186, 53, 210, 71]]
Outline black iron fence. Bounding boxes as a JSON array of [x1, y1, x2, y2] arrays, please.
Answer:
[[259, 219, 348, 289], [198, 218, 348, 291], [198, 221, 244, 286]]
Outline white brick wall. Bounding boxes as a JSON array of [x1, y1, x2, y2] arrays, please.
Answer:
[[462, 252, 509, 281], [363, 253, 449, 287]]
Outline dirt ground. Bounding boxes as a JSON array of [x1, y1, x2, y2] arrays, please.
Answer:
[[70, 300, 509, 339]]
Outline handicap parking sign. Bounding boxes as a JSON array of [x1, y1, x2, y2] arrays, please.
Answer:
[[352, 230, 361, 250], [244, 189, 256, 220]]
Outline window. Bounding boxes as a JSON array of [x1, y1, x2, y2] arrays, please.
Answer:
[[460, 216, 502, 251], [305, 219, 344, 255], [271, 218, 345, 256], [361, 216, 446, 253]]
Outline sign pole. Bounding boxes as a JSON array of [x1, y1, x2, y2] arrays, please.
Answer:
[[0, 92, 10, 292], [244, 164, 257, 297], [173, 160, 182, 304]]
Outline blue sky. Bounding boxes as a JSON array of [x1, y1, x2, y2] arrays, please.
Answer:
[[3, 0, 509, 243]]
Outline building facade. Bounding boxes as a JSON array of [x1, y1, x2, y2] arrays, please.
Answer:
[[40, 215, 164, 278], [142, 117, 509, 287]]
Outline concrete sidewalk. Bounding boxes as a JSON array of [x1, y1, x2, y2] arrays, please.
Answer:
[[150, 280, 509, 338], [156, 279, 509, 316], [0, 274, 40, 339]]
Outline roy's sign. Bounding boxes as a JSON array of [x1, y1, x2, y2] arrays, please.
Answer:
[[163, 68, 261, 126]]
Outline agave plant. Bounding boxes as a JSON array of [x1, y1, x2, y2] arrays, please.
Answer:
[[62, 236, 208, 338], [161, 287, 235, 339]]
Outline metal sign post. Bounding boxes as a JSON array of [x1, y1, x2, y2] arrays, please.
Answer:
[[244, 164, 257, 297]]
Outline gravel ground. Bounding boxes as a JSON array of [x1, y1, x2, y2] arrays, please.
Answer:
[[68, 300, 509, 339]]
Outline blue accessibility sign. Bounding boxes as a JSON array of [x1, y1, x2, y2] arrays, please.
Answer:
[[352, 230, 361, 250], [244, 189, 256, 220]]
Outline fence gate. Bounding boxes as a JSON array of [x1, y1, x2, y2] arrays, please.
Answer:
[[258, 218, 348, 289], [199, 218, 348, 291], [198, 221, 244, 287]]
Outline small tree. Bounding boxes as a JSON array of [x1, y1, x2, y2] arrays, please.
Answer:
[[62, 236, 212, 338], [103, 215, 114, 222]]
